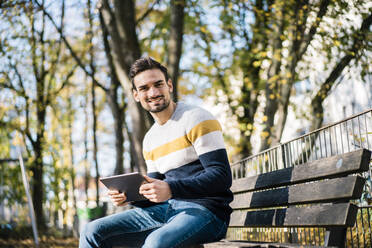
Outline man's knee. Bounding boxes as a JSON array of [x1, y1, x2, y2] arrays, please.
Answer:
[[143, 233, 170, 248], [80, 219, 102, 243]]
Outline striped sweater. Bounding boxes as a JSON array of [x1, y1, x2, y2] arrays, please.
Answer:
[[141, 102, 233, 223]]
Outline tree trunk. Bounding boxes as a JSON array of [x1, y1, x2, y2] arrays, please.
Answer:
[[87, 0, 100, 206], [108, 88, 126, 175], [272, 0, 330, 145], [91, 81, 100, 206], [32, 141, 45, 230], [259, 2, 286, 151], [31, 1, 48, 228], [310, 13, 372, 131], [99, 9, 126, 175], [67, 93, 77, 216], [84, 89, 90, 206], [167, 0, 185, 101], [62, 178, 69, 234], [99, 0, 151, 174]]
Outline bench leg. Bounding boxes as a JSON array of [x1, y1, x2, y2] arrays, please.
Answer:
[[324, 227, 346, 248]]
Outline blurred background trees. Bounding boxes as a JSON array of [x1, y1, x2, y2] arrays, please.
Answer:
[[0, 0, 370, 234]]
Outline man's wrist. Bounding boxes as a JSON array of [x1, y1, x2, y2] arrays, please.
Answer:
[[164, 179, 177, 199], [165, 181, 172, 199]]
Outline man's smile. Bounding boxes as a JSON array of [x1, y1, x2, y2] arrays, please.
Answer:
[[147, 96, 164, 103]]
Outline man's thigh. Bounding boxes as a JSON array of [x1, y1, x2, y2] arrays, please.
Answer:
[[80, 203, 167, 248], [142, 201, 227, 248]]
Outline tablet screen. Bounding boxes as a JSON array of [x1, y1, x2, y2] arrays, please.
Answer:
[[100, 172, 147, 202]]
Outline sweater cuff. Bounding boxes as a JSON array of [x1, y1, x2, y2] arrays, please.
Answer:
[[165, 179, 179, 198]]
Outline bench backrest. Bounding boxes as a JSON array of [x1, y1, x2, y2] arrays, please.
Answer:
[[229, 148, 371, 247]]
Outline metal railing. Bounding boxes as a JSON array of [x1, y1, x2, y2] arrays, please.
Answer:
[[228, 108, 372, 247]]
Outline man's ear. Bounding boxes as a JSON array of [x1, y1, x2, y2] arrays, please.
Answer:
[[132, 88, 140, 102], [167, 79, 173, 93]]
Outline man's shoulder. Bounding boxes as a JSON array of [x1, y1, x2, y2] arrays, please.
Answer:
[[143, 123, 158, 144], [143, 102, 217, 147], [177, 102, 215, 121]]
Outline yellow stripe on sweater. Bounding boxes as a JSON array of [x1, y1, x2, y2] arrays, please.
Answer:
[[143, 119, 222, 161]]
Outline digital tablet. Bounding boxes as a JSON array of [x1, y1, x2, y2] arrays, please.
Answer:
[[99, 172, 147, 202]]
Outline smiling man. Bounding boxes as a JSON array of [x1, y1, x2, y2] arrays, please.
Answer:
[[79, 57, 233, 248]]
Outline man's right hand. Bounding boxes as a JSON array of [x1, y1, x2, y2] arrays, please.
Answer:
[[107, 190, 128, 206]]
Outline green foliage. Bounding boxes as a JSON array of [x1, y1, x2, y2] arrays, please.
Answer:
[[0, 0, 370, 232], [184, 0, 371, 156], [0, 128, 26, 206], [0, 162, 26, 206], [361, 171, 372, 204]]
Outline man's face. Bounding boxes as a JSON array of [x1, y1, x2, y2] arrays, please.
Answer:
[[132, 69, 173, 113]]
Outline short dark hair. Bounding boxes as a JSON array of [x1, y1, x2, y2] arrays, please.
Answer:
[[129, 57, 169, 90]]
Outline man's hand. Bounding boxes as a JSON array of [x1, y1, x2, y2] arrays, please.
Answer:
[[107, 190, 128, 207], [139, 175, 172, 203]]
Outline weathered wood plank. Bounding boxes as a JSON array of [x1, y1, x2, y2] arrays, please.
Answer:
[[231, 149, 370, 193], [203, 241, 333, 248], [229, 203, 358, 227], [231, 176, 365, 209]]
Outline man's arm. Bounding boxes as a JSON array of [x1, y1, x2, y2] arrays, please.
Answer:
[[165, 110, 232, 199], [164, 148, 232, 199]]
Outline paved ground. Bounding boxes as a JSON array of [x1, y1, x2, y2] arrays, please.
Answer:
[[0, 237, 79, 247]]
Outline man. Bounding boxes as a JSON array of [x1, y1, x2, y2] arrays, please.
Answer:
[[79, 57, 233, 248]]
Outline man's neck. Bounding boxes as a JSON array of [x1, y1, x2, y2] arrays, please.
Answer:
[[151, 101, 177, 125]]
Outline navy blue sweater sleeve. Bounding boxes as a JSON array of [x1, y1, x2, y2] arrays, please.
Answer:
[[164, 148, 232, 198], [163, 108, 232, 199]]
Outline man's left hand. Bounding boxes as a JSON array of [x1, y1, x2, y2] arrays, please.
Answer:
[[139, 175, 172, 203]]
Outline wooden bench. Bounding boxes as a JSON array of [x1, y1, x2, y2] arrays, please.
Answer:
[[203, 148, 371, 248]]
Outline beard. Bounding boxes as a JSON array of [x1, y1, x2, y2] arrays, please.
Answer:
[[145, 96, 170, 113]]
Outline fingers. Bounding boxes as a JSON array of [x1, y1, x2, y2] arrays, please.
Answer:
[[139, 183, 156, 201], [107, 190, 127, 206], [139, 180, 172, 203], [142, 191, 160, 202], [107, 189, 120, 195], [139, 182, 153, 192], [141, 189, 156, 200], [143, 175, 155, 183]]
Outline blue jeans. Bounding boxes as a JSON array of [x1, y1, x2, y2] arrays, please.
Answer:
[[79, 199, 227, 248]]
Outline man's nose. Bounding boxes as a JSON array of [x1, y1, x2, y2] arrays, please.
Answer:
[[148, 86, 160, 97]]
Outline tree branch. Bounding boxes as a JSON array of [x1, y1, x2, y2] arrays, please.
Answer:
[[47, 64, 78, 104], [310, 13, 372, 130], [46, 0, 65, 88], [136, 0, 161, 25], [1, 64, 26, 98], [33, 0, 104, 89], [299, 0, 330, 58]]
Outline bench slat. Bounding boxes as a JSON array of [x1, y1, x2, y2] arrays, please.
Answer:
[[231, 149, 370, 193], [229, 203, 358, 227], [203, 240, 334, 248], [231, 176, 365, 209]]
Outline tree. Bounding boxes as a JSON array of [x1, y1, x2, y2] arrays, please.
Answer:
[[38, 0, 186, 174], [188, 0, 371, 158], [98, 0, 186, 173], [86, 0, 101, 206], [1, 0, 187, 230], [310, 13, 372, 131], [0, 0, 77, 229]]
